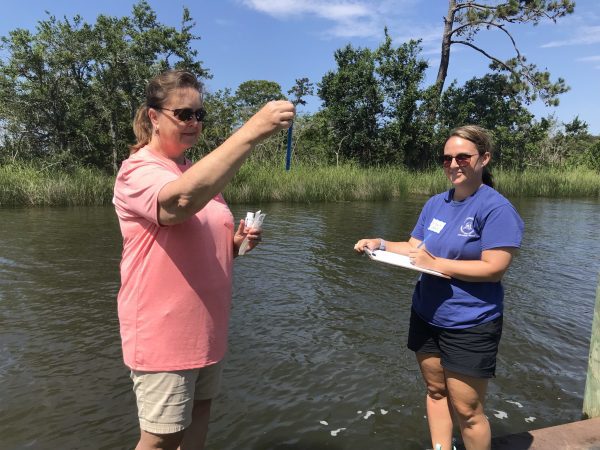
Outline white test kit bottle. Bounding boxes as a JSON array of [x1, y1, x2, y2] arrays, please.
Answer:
[[238, 210, 265, 256]]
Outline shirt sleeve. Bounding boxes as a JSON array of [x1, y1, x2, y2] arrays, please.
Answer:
[[480, 203, 524, 250], [411, 198, 433, 241], [114, 159, 178, 225]]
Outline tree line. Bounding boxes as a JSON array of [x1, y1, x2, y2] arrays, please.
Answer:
[[1, 0, 598, 174]]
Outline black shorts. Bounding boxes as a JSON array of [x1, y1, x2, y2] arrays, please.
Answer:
[[407, 308, 503, 378]]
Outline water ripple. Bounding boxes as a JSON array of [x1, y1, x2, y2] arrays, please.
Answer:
[[0, 200, 598, 449]]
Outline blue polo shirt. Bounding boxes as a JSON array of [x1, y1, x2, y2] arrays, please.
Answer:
[[410, 184, 524, 329]]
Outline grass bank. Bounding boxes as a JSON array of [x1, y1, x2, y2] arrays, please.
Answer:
[[0, 163, 114, 207], [226, 163, 600, 202], [1, 162, 598, 207]]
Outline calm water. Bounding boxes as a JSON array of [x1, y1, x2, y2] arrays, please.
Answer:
[[1, 196, 599, 450]]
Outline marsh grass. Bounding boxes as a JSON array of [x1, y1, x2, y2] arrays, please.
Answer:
[[1, 161, 598, 207], [494, 168, 600, 198], [227, 164, 600, 202], [0, 163, 113, 207], [227, 163, 415, 202]]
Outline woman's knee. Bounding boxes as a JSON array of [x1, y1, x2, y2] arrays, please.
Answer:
[[451, 401, 486, 428], [426, 383, 448, 401], [137, 429, 184, 450]]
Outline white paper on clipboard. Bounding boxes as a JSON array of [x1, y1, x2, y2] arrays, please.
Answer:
[[364, 248, 450, 279]]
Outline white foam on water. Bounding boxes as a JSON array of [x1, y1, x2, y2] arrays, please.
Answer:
[[525, 416, 536, 423], [363, 410, 375, 419], [493, 410, 508, 419], [319, 420, 328, 426], [357, 410, 362, 414], [506, 400, 523, 408], [380, 408, 388, 415], [330, 428, 346, 437]]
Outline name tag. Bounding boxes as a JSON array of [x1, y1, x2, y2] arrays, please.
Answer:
[[428, 218, 446, 234]]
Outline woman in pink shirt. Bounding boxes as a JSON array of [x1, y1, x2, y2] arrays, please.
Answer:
[[113, 70, 295, 450]]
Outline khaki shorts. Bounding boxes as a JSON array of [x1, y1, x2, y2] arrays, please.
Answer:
[[130, 360, 223, 434]]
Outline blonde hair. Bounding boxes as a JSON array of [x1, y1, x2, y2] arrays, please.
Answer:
[[448, 125, 494, 188], [130, 70, 203, 154]]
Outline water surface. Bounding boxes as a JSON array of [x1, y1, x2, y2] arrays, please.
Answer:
[[0, 196, 598, 449]]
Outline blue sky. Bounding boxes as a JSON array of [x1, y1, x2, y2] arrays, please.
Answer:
[[2, 0, 599, 133]]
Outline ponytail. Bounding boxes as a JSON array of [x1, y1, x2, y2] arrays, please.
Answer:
[[482, 167, 494, 188], [130, 105, 153, 154]]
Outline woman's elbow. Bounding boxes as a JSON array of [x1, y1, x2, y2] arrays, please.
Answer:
[[159, 209, 188, 226], [488, 267, 508, 283], [158, 196, 203, 226], [159, 212, 186, 226], [489, 274, 504, 283]]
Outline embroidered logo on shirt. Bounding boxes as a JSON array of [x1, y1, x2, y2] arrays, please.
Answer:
[[458, 217, 476, 237], [428, 218, 446, 234]]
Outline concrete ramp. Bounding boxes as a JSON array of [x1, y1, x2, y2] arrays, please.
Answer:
[[455, 417, 600, 450]]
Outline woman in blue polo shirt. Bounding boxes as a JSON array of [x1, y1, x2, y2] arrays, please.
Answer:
[[355, 125, 523, 450]]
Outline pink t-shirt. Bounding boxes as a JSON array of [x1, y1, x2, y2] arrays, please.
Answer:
[[113, 147, 234, 371]]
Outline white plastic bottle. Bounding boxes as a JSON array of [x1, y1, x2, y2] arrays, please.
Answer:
[[238, 212, 255, 256], [245, 211, 255, 228]]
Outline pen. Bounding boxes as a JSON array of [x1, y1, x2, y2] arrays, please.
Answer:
[[417, 234, 430, 249]]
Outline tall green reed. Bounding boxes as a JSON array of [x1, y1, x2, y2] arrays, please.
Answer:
[[0, 163, 113, 207], [494, 168, 600, 198], [1, 161, 598, 207], [225, 164, 599, 202]]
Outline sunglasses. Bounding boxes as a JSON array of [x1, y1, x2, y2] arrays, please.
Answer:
[[441, 153, 479, 168], [159, 107, 207, 122]]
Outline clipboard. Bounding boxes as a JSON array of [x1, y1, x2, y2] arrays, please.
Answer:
[[364, 248, 450, 279]]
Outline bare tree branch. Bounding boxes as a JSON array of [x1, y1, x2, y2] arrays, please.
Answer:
[[451, 39, 510, 69], [450, 39, 539, 87], [450, 20, 521, 60]]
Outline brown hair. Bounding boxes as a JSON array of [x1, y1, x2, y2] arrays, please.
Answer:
[[130, 70, 203, 153], [448, 125, 494, 188]]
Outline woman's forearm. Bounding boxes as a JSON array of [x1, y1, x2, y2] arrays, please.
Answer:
[[429, 258, 505, 282], [159, 130, 254, 224], [428, 249, 515, 282], [385, 240, 414, 255], [158, 101, 294, 225]]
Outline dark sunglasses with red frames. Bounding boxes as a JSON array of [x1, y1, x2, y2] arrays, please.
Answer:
[[441, 153, 479, 168], [158, 107, 207, 123]]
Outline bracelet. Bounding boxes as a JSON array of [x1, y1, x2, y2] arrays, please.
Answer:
[[379, 238, 386, 251]]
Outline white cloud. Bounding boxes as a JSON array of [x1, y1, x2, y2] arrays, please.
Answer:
[[239, 0, 421, 39], [542, 25, 600, 48], [577, 55, 600, 62], [240, 0, 373, 21], [576, 55, 600, 70], [392, 25, 441, 53]]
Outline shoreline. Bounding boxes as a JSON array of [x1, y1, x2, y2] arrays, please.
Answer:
[[1, 163, 599, 207]]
